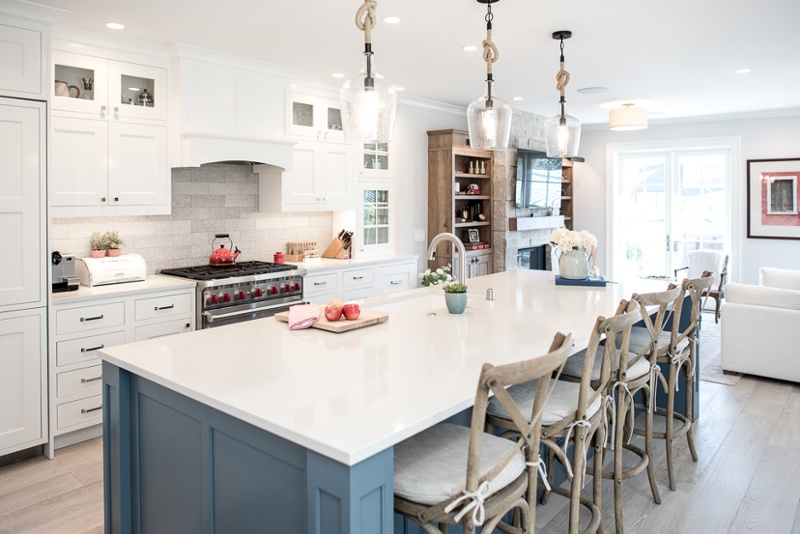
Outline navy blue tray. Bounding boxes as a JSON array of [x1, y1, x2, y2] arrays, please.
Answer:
[[555, 275, 607, 287]]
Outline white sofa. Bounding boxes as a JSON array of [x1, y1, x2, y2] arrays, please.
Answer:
[[720, 267, 800, 383]]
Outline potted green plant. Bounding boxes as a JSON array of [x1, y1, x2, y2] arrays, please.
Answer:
[[442, 283, 468, 314], [90, 232, 106, 258], [103, 231, 124, 257]]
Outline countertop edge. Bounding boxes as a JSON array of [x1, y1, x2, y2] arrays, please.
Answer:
[[52, 274, 197, 304]]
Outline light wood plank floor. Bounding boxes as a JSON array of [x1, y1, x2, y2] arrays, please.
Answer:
[[1, 319, 799, 533]]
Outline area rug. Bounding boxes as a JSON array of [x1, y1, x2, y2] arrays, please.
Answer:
[[699, 356, 742, 386]]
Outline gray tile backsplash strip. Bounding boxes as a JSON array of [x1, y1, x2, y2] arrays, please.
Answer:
[[50, 163, 333, 273]]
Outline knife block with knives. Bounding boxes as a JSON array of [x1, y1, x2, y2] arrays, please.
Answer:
[[322, 230, 353, 259]]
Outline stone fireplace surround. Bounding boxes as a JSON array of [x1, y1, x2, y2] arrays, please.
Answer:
[[491, 109, 566, 272]]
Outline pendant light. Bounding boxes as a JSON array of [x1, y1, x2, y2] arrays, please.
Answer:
[[544, 30, 581, 158], [609, 103, 648, 130], [340, 0, 398, 143], [466, 0, 512, 151]]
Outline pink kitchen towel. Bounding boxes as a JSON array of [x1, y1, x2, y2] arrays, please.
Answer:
[[287, 303, 320, 330]]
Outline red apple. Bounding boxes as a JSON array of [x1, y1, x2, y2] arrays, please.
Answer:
[[324, 305, 343, 321], [342, 303, 361, 320]]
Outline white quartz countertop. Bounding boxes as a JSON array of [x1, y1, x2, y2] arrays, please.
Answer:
[[51, 274, 196, 304], [99, 270, 669, 466], [288, 254, 418, 272]]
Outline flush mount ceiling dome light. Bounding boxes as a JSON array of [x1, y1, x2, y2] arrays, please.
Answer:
[[609, 103, 648, 131], [340, 0, 398, 143], [466, 0, 512, 151], [544, 30, 581, 158]]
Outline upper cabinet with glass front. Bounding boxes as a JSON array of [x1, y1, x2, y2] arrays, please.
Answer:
[[52, 50, 167, 121], [291, 92, 346, 143], [360, 141, 395, 178]]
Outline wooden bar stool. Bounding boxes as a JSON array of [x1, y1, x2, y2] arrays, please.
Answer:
[[393, 333, 573, 534]]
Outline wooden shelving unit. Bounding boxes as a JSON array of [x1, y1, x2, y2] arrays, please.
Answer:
[[561, 162, 574, 230], [427, 129, 494, 280]]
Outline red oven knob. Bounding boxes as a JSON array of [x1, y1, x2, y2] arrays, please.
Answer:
[[293, 282, 301, 291], [269, 285, 278, 295], [222, 293, 231, 303], [236, 290, 247, 300], [209, 294, 219, 305], [284, 283, 292, 293], [254, 287, 264, 297]]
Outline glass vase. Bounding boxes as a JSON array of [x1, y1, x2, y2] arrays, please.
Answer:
[[558, 249, 589, 280]]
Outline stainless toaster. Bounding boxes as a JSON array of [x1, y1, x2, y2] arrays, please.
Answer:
[[52, 250, 79, 292]]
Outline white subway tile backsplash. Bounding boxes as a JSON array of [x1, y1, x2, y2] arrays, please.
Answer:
[[50, 164, 334, 273]]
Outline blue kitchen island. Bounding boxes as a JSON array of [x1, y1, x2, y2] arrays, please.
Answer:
[[101, 270, 686, 533]]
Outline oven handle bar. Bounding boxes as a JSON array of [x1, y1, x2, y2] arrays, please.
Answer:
[[203, 301, 301, 323]]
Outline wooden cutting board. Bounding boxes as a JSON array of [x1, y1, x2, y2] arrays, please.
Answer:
[[274, 306, 389, 333]]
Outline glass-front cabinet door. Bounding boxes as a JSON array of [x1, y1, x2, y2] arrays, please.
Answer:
[[360, 142, 393, 178], [291, 93, 346, 142], [358, 185, 394, 256], [52, 50, 166, 121]]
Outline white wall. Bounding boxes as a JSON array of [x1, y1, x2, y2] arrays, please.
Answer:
[[393, 99, 467, 274], [576, 113, 800, 284]]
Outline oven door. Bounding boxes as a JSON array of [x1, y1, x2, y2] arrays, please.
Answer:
[[202, 300, 298, 329]]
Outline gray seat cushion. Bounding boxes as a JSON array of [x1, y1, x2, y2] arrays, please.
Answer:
[[623, 326, 690, 356], [487, 379, 601, 426], [561, 345, 650, 381], [393, 423, 525, 506]]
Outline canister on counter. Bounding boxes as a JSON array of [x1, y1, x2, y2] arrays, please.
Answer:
[[274, 251, 285, 264]]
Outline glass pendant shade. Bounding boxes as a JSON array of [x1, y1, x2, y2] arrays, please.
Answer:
[[341, 55, 397, 143], [545, 112, 581, 157], [466, 90, 512, 151]]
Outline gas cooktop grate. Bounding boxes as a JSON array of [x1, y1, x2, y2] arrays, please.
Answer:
[[160, 261, 297, 281]]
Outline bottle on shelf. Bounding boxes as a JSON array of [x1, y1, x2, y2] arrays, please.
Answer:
[[480, 161, 486, 174], [469, 161, 475, 174]]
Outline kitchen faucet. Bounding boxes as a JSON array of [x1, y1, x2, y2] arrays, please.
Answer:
[[427, 232, 468, 284]]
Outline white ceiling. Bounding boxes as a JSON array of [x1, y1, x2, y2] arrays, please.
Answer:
[[34, 0, 800, 125]]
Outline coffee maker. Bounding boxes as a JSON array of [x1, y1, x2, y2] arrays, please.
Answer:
[[52, 251, 80, 292]]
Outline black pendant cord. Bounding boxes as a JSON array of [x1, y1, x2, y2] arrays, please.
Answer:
[[363, 42, 374, 91]]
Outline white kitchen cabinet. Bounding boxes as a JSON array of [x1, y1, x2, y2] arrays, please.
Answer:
[[50, 115, 168, 213], [52, 49, 167, 121], [259, 140, 354, 212], [376, 261, 417, 294], [359, 142, 395, 178], [0, 98, 46, 311], [0, 308, 47, 456], [49, 283, 195, 454], [291, 92, 346, 143], [0, 18, 46, 99], [301, 258, 417, 305]]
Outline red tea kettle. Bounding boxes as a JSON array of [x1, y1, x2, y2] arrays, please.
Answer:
[[210, 234, 241, 266]]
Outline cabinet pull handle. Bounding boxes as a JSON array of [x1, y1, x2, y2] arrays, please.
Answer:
[[390, 280, 402, 285], [80, 315, 104, 322], [353, 276, 364, 280], [101, 197, 107, 202], [114, 106, 119, 115], [314, 281, 327, 286], [81, 406, 102, 414], [81, 376, 102, 384], [100, 105, 106, 115], [186, 323, 191, 328], [155, 304, 175, 311], [80, 344, 105, 353]]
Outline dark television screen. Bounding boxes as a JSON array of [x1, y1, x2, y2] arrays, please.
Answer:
[[515, 150, 562, 211]]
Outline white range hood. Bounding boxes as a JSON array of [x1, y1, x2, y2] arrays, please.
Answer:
[[169, 43, 296, 169]]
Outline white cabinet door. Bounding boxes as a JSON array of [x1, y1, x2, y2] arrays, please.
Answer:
[[107, 60, 167, 121], [0, 98, 44, 310], [52, 50, 109, 116], [283, 141, 318, 206], [319, 143, 354, 208], [0, 308, 46, 455], [108, 122, 167, 207], [50, 116, 108, 207], [0, 22, 43, 98], [291, 93, 346, 143]]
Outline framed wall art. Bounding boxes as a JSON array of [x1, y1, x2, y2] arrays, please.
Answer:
[[747, 158, 800, 239]]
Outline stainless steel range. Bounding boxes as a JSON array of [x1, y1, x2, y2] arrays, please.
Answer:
[[160, 261, 306, 329]]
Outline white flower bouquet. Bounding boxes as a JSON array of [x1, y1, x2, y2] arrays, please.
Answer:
[[548, 228, 598, 268], [419, 263, 457, 286]]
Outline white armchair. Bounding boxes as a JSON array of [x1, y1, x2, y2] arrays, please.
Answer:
[[720, 267, 800, 383]]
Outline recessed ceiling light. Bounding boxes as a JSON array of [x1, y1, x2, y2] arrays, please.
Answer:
[[735, 68, 751, 74], [577, 87, 609, 95], [395, 86, 405, 92], [462, 45, 478, 52], [512, 96, 523, 101], [105, 22, 125, 30], [331, 73, 344, 78], [383, 16, 401, 24]]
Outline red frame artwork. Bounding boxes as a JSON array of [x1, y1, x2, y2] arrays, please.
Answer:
[[747, 158, 800, 239]]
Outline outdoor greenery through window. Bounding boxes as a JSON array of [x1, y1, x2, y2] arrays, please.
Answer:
[[362, 188, 390, 246]]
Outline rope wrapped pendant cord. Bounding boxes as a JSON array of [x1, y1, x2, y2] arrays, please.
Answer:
[[355, 0, 377, 44], [481, 1, 499, 104]]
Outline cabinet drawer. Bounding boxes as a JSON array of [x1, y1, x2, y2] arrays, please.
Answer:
[[57, 395, 103, 430], [56, 365, 103, 400], [342, 268, 374, 288], [305, 272, 339, 296], [56, 330, 126, 367], [342, 286, 375, 302], [377, 263, 416, 294], [135, 292, 192, 322], [134, 317, 193, 341], [56, 302, 125, 335], [305, 289, 339, 305]]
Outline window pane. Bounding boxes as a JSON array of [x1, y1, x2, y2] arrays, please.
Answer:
[[377, 228, 389, 244]]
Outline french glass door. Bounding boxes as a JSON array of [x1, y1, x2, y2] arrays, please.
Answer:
[[614, 149, 727, 279]]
